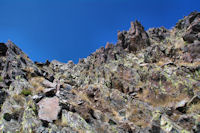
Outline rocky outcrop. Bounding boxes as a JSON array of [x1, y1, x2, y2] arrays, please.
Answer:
[[182, 12, 200, 43], [0, 11, 200, 133], [147, 27, 170, 42], [175, 11, 200, 30], [117, 20, 150, 52]]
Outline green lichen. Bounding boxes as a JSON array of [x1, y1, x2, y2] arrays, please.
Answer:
[[0, 76, 3, 82], [62, 110, 94, 132], [21, 89, 32, 96], [152, 110, 162, 121], [21, 99, 38, 133]]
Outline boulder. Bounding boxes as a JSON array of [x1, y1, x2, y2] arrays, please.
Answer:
[[61, 110, 94, 132], [37, 96, 61, 122]]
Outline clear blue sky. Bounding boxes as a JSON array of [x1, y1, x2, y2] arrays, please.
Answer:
[[0, 0, 199, 63]]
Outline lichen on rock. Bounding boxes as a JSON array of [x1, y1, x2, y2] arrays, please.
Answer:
[[0, 11, 200, 132]]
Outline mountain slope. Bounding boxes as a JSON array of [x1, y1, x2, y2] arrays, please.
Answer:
[[0, 11, 200, 133]]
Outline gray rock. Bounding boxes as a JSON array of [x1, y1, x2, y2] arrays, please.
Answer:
[[61, 110, 94, 132], [42, 80, 57, 88]]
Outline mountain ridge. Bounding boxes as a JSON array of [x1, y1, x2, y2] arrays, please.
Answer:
[[0, 11, 200, 133]]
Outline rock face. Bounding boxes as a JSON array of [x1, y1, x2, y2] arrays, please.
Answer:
[[0, 11, 200, 133]]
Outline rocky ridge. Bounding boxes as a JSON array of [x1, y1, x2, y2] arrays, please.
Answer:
[[0, 11, 200, 133]]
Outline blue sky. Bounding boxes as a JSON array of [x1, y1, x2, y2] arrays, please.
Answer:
[[0, 0, 199, 63]]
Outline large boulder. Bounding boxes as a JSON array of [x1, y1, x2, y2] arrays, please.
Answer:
[[37, 96, 61, 122]]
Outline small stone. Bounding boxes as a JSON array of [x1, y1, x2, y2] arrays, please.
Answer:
[[63, 84, 72, 91], [32, 95, 43, 103]]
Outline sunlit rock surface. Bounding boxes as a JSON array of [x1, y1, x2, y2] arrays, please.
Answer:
[[0, 11, 200, 133]]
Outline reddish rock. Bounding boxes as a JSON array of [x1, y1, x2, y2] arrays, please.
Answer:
[[105, 42, 114, 49], [37, 96, 61, 122], [128, 21, 150, 52], [117, 20, 150, 52]]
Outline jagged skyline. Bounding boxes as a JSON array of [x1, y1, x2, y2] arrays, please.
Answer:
[[0, 0, 199, 63]]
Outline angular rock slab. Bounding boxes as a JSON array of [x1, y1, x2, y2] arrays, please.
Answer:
[[61, 110, 93, 132], [37, 96, 61, 122]]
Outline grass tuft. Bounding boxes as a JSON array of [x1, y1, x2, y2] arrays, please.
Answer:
[[21, 89, 32, 96]]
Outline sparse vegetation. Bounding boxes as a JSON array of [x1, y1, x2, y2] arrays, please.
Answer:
[[0, 11, 200, 132], [187, 103, 200, 114], [21, 89, 32, 96]]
